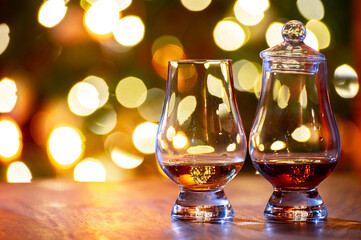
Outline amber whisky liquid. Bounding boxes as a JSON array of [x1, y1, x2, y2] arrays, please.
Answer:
[[253, 159, 337, 190], [162, 161, 243, 191]]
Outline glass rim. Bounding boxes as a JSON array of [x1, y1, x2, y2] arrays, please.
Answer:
[[168, 59, 232, 64]]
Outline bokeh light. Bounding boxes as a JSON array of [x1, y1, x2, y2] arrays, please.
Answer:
[[88, 106, 117, 135], [306, 20, 330, 49], [304, 29, 319, 51], [233, 60, 261, 93], [84, 0, 120, 35], [132, 122, 158, 154], [104, 131, 144, 169], [234, 1, 264, 26], [113, 16, 145, 47], [47, 126, 84, 169], [74, 158, 106, 182], [137, 88, 165, 122], [265, 22, 283, 47], [115, 0, 132, 11], [334, 64, 359, 99], [0, 78, 18, 113], [116, 76, 147, 108], [0, 118, 22, 161], [68, 82, 100, 116], [236, 0, 269, 15], [0, 23, 10, 55], [7, 161, 32, 183], [152, 43, 185, 80], [38, 0, 68, 28], [180, 0, 212, 12], [111, 149, 143, 169], [82, 75, 109, 108], [213, 19, 246, 51], [296, 0, 324, 20]]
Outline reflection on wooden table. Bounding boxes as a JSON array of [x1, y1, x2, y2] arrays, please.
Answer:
[[0, 175, 360, 239]]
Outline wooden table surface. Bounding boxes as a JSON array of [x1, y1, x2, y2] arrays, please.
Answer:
[[0, 175, 360, 240]]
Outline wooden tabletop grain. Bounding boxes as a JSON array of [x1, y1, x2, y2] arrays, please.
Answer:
[[0, 175, 360, 240]]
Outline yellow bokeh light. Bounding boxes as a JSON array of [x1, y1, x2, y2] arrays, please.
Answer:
[[0, 118, 22, 161], [116, 76, 147, 108], [234, 1, 264, 26], [47, 126, 84, 169], [233, 60, 260, 92], [113, 16, 145, 47], [115, 0, 132, 11], [265, 22, 283, 47], [74, 158, 106, 182], [173, 132, 188, 149], [277, 85, 290, 109], [84, 0, 120, 35], [68, 82, 100, 116], [306, 20, 330, 49], [296, 0, 324, 20], [82, 75, 109, 108], [304, 29, 319, 51], [236, 0, 269, 15], [187, 145, 215, 154], [0, 78, 18, 113], [270, 140, 286, 151], [152, 44, 185, 80], [137, 88, 165, 122], [38, 0, 68, 28], [0, 23, 10, 55], [213, 19, 246, 51], [177, 95, 197, 125], [88, 106, 117, 135], [151, 35, 182, 55], [7, 161, 32, 183], [291, 125, 311, 142], [334, 64, 359, 99], [132, 122, 158, 154], [111, 149, 143, 169], [180, 0, 212, 11]]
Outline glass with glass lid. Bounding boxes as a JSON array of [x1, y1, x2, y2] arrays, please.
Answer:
[[249, 20, 341, 221], [156, 59, 247, 222]]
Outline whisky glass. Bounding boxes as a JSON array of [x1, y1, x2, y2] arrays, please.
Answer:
[[249, 21, 341, 222], [156, 59, 247, 222]]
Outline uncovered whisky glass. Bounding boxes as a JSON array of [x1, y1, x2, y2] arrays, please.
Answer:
[[249, 21, 341, 222], [156, 59, 247, 222]]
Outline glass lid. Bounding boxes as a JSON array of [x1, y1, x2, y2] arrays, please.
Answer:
[[260, 20, 325, 61]]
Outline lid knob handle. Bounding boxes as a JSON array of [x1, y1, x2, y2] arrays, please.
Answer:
[[282, 20, 306, 42]]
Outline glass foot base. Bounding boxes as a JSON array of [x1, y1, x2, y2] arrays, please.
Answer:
[[171, 188, 234, 223], [264, 188, 327, 222]]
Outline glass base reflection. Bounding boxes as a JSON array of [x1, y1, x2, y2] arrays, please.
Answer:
[[264, 188, 327, 222], [171, 188, 234, 223]]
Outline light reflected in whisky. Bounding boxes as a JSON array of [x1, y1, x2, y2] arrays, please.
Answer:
[[162, 162, 243, 191]]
